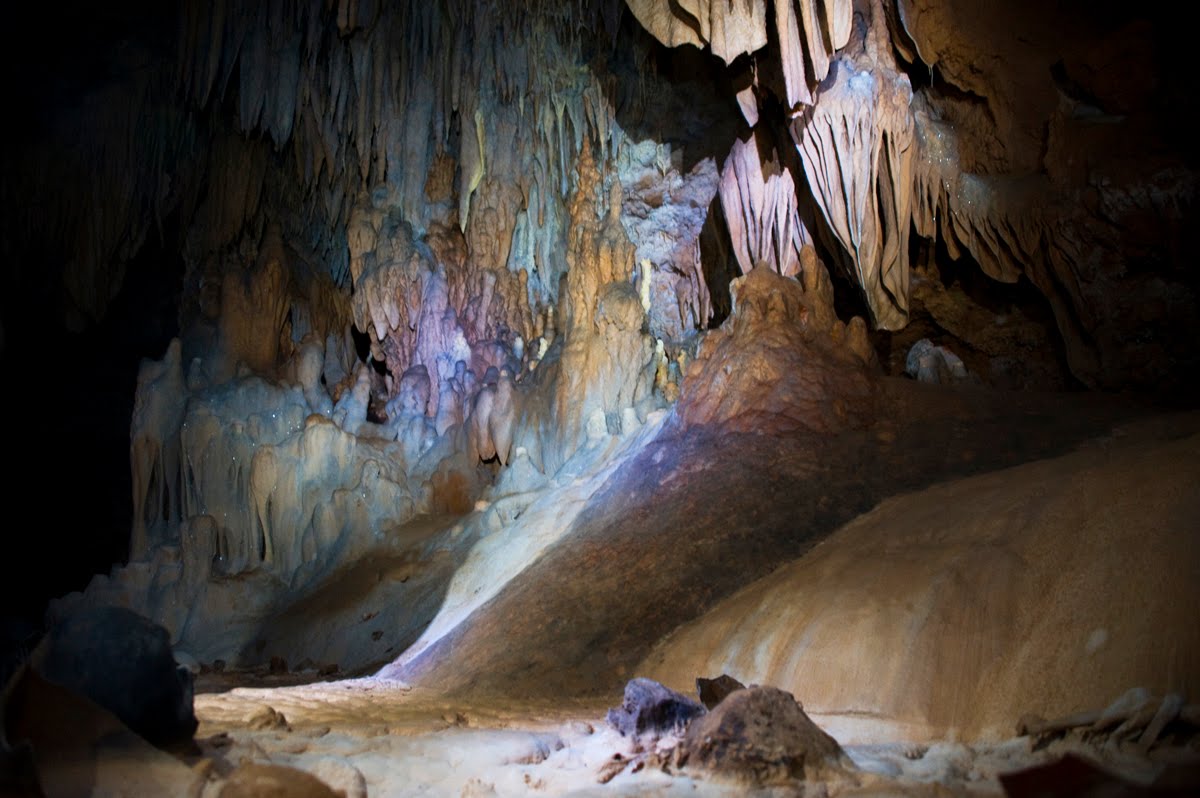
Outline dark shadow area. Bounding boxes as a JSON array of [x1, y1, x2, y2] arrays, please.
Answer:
[[350, 324, 372, 364], [0, 1, 177, 132], [0, 209, 183, 643], [0, 2, 185, 654], [828, 256, 876, 326], [697, 194, 740, 327], [868, 231, 1082, 393]]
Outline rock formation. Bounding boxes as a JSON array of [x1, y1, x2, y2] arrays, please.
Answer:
[[31, 605, 197, 746], [680, 686, 854, 786], [0, 4, 1196, 792]]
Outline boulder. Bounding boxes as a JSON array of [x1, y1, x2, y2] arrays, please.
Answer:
[[32, 605, 197, 745], [218, 762, 342, 798], [695, 674, 745, 710], [606, 677, 706, 741], [681, 686, 850, 785]]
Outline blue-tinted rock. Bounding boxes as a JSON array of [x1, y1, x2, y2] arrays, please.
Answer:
[[606, 677, 706, 740]]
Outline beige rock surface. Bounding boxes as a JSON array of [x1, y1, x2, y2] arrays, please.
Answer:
[[639, 415, 1200, 742]]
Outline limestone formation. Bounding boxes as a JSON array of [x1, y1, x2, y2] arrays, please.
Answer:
[[488, 369, 518, 466], [640, 422, 1200, 741], [606, 678, 707, 742], [292, 336, 334, 417], [625, 0, 850, 103], [6, 0, 1192, 399], [6, 9, 1197, 784], [332, 365, 372, 435], [618, 140, 721, 341], [510, 140, 658, 474], [625, 0, 768, 66], [680, 686, 853, 785], [794, 1, 916, 330], [718, 132, 810, 279], [677, 259, 877, 434], [214, 225, 293, 381], [130, 339, 189, 561], [389, 365, 433, 419], [468, 376, 499, 464]]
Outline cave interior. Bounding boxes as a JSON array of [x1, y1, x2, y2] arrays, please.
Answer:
[[1, 0, 1198, 795]]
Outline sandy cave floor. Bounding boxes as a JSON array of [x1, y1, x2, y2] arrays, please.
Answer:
[[21, 352, 1199, 796], [175, 397, 1200, 797], [188, 675, 1191, 797]]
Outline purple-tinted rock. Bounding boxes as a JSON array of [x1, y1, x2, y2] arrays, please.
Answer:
[[606, 677, 706, 739]]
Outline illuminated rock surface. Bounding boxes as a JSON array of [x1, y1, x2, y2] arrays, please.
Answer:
[[1, 0, 1198, 795], [640, 413, 1200, 742]]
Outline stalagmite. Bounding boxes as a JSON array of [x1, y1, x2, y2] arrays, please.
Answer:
[[294, 337, 334, 417], [332, 366, 372, 435]]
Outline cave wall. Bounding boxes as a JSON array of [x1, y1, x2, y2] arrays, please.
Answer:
[[1, 0, 1196, 652], [4, 1, 1194, 392], [629, 0, 1199, 390]]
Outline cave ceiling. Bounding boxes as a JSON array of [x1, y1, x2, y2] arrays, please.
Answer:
[[1, 0, 1196, 392]]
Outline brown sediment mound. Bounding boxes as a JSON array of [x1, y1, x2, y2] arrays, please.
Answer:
[[640, 413, 1200, 742]]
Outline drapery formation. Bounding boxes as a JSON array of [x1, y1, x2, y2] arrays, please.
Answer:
[[795, 55, 915, 330], [623, 0, 1198, 387], [719, 134, 811, 279], [632, 0, 914, 328]]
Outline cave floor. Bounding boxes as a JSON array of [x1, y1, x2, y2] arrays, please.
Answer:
[[188, 676, 1186, 797], [17, 384, 1199, 797], [174, 383, 1200, 797]]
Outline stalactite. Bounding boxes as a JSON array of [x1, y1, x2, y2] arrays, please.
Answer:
[[908, 103, 1101, 382], [7, 0, 669, 337], [775, 0, 812, 108], [718, 133, 810, 279], [15, 0, 710, 653], [793, 50, 915, 331], [624, 0, 769, 66], [626, 0, 849, 111]]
